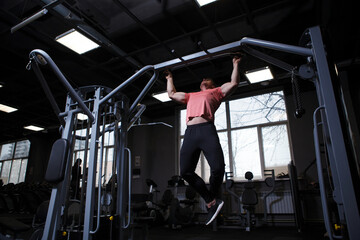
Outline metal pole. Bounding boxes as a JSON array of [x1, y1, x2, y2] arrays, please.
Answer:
[[42, 110, 75, 240], [308, 26, 360, 239], [29, 49, 95, 123], [82, 87, 102, 240], [99, 65, 155, 105], [115, 99, 129, 239], [90, 114, 106, 234], [154, 37, 312, 71], [11, 9, 48, 33], [313, 106, 334, 240]]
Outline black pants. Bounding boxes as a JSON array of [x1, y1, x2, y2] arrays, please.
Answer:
[[180, 122, 225, 203]]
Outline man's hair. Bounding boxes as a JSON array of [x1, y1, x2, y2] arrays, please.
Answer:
[[203, 77, 216, 86]]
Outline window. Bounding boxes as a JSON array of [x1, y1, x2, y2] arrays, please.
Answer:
[[0, 140, 30, 184], [73, 125, 116, 187], [179, 90, 292, 181]]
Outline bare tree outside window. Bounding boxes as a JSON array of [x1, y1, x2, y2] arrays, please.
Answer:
[[229, 92, 287, 128], [231, 127, 262, 179], [229, 91, 290, 179], [214, 103, 227, 130], [179, 90, 291, 182], [262, 125, 291, 175]]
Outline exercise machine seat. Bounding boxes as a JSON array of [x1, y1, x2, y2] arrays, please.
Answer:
[[242, 171, 258, 208], [242, 172, 258, 232], [242, 183, 258, 206], [226, 179, 234, 190], [146, 179, 157, 188], [180, 186, 197, 205], [32, 200, 49, 227]]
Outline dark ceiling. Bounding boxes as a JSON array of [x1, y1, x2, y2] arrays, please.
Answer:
[[0, 0, 357, 143]]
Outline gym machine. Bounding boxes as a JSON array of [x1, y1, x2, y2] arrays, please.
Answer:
[[27, 49, 158, 240], [262, 169, 275, 225], [223, 170, 275, 231], [154, 26, 360, 239], [224, 171, 258, 232], [26, 25, 359, 239]]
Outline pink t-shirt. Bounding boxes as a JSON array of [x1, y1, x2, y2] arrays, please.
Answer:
[[184, 87, 224, 123]]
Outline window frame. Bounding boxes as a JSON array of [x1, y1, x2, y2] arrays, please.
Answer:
[[73, 125, 116, 187], [177, 88, 293, 181], [0, 139, 30, 184]]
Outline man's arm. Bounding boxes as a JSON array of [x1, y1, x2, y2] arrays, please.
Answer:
[[165, 70, 187, 104], [221, 56, 241, 97]]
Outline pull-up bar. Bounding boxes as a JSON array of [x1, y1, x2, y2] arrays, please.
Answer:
[[154, 37, 313, 71]]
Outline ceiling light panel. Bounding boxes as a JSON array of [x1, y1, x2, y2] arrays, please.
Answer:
[[55, 29, 100, 54], [24, 125, 45, 131], [196, 0, 217, 7], [152, 92, 171, 102], [0, 104, 18, 113], [245, 66, 274, 84]]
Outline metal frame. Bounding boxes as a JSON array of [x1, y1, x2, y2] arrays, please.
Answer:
[[28, 49, 158, 240], [28, 25, 360, 239], [154, 26, 359, 239], [308, 26, 359, 240], [154, 37, 312, 71]]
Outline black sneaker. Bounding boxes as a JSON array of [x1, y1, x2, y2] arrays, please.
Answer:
[[205, 199, 224, 225]]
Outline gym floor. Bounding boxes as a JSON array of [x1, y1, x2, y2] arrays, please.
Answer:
[[147, 224, 327, 240]]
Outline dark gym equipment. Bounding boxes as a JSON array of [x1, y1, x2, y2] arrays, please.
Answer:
[[288, 163, 303, 233], [155, 26, 360, 239], [224, 171, 258, 232], [27, 49, 158, 240], [262, 169, 275, 225], [241, 171, 258, 231], [148, 176, 197, 229], [20, 25, 359, 239], [0, 182, 52, 239], [168, 186, 197, 229]]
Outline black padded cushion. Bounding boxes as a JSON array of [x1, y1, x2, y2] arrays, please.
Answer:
[[185, 186, 196, 200], [265, 177, 274, 187], [34, 200, 50, 224], [162, 189, 173, 205], [242, 172, 258, 206], [244, 181, 255, 189], [45, 139, 69, 183], [245, 171, 253, 180], [242, 189, 258, 205], [226, 179, 234, 189], [146, 179, 157, 188], [0, 216, 31, 232]]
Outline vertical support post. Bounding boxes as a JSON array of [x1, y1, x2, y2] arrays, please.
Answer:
[[309, 26, 360, 239], [313, 106, 334, 240], [288, 162, 303, 232], [42, 101, 75, 240], [115, 100, 129, 239], [83, 87, 102, 240]]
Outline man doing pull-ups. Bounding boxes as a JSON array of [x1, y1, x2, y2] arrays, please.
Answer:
[[165, 56, 242, 225]]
